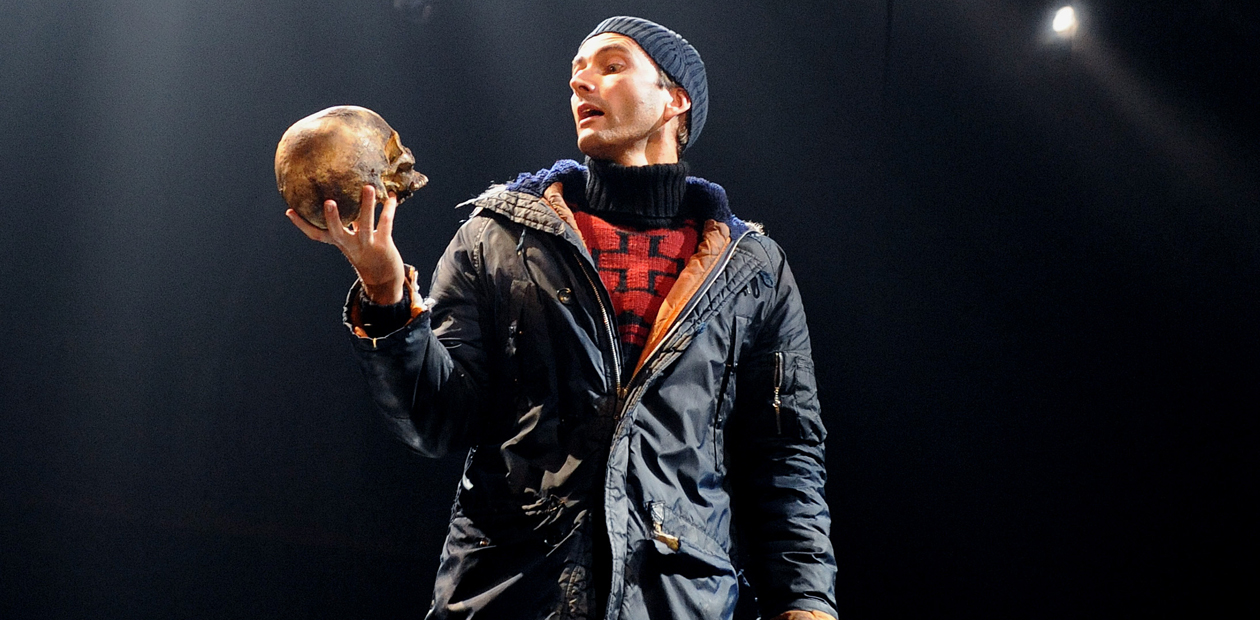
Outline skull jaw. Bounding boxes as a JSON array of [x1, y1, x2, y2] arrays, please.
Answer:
[[288, 168, 429, 231], [383, 169, 429, 204]]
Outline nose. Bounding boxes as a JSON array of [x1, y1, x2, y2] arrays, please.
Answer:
[[569, 67, 594, 95]]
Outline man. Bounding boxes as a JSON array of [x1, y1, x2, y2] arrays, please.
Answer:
[[289, 16, 836, 620]]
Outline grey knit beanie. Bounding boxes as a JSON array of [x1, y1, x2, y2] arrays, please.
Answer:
[[584, 16, 709, 150]]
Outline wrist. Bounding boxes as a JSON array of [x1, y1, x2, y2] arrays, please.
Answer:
[[361, 278, 404, 305]]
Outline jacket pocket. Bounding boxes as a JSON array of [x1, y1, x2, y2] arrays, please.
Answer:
[[772, 350, 784, 435], [734, 349, 824, 444], [643, 501, 732, 572], [712, 315, 746, 475], [636, 501, 739, 619]]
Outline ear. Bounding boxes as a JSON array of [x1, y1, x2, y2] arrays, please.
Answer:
[[663, 86, 692, 124]]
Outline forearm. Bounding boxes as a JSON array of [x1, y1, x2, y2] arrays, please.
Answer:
[[344, 263, 488, 458], [734, 436, 836, 618]]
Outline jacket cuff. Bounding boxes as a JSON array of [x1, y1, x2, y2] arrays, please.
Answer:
[[357, 288, 413, 337], [342, 265, 426, 340]]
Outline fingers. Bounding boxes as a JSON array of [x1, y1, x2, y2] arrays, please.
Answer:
[[356, 185, 378, 239], [322, 200, 351, 246], [378, 192, 399, 239], [290, 187, 391, 252], [286, 209, 329, 242]]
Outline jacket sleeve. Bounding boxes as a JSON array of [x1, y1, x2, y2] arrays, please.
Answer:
[[342, 217, 493, 458], [729, 240, 838, 619]]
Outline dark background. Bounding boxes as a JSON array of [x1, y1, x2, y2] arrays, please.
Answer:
[[2, 0, 1256, 617]]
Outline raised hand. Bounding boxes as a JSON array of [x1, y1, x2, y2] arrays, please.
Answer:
[[287, 184, 407, 305]]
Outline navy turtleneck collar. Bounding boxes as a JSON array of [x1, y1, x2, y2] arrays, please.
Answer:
[[501, 158, 744, 235], [582, 157, 691, 228]]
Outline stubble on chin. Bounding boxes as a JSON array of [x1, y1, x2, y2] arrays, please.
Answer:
[[576, 131, 617, 161]]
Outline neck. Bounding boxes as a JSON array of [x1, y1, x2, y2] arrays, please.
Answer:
[[613, 138, 678, 166], [602, 121, 681, 166]]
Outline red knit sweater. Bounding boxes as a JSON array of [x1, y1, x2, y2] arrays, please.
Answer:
[[573, 211, 700, 367]]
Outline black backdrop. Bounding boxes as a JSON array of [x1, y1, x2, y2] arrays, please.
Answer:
[[2, 1, 1255, 617]]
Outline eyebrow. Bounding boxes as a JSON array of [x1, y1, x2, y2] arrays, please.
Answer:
[[571, 43, 636, 71]]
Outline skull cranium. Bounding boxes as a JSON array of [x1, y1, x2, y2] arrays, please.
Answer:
[[275, 105, 428, 230]]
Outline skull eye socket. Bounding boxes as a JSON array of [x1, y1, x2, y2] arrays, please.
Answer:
[[385, 130, 405, 161]]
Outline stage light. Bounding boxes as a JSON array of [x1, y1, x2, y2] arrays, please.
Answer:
[[1052, 6, 1078, 37]]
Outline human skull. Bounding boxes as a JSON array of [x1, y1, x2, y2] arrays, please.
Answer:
[[275, 105, 428, 230]]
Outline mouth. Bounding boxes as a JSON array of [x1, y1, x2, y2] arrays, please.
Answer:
[[576, 103, 605, 123]]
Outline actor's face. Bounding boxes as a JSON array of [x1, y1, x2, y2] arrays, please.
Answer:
[[570, 33, 688, 165]]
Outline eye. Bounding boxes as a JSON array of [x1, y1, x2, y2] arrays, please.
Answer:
[[605, 63, 623, 73]]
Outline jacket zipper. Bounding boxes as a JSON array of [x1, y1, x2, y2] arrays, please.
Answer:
[[713, 315, 739, 466], [575, 252, 625, 400], [598, 229, 752, 611], [713, 315, 738, 418], [608, 231, 754, 460], [773, 351, 783, 435], [626, 230, 753, 400], [518, 193, 747, 405], [513, 190, 624, 401]]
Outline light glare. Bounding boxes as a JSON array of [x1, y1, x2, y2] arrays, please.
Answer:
[[1053, 6, 1077, 34]]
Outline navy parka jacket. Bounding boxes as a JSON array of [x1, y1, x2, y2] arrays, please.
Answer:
[[344, 161, 836, 619]]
